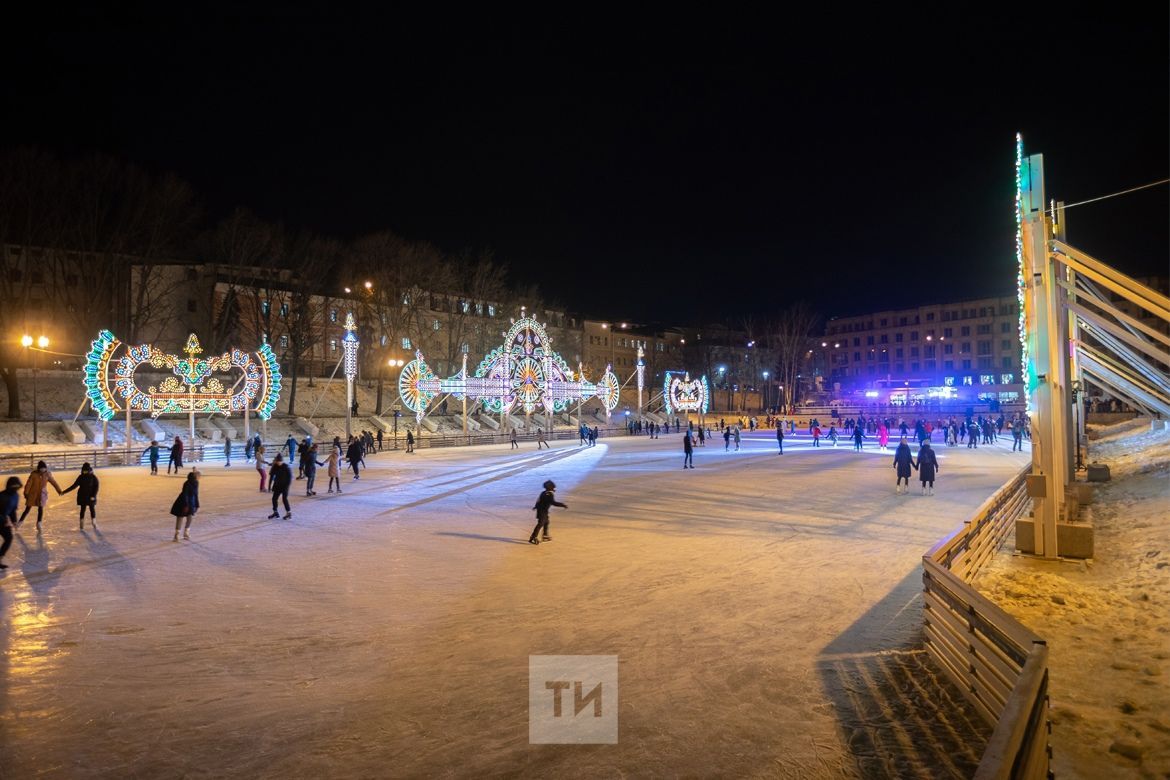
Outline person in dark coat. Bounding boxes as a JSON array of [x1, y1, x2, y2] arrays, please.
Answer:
[[893, 438, 915, 494], [683, 430, 694, 468], [268, 454, 293, 519], [0, 476, 20, 569], [406, 430, 415, 453], [62, 462, 100, 530], [144, 440, 161, 475], [852, 426, 865, 451], [170, 470, 200, 541], [916, 441, 939, 495], [776, 423, 784, 454], [303, 444, 325, 496], [528, 480, 567, 544], [285, 435, 298, 460], [167, 436, 184, 474], [345, 437, 365, 479]]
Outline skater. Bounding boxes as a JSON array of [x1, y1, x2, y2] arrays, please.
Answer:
[[223, 438, 232, 467], [285, 434, 297, 461], [244, 436, 254, 463], [776, 423, 784, 454], [62, 462, 100, 530], [170, 470, 200, 541], [255, 441, 269, 491], [296, 437, 311, 479], [812, 424, 821, 448], [509, 427, 519, 449], [268, 454, 293, 519], [723, 426, 731, 451], [733, 426, 741, 451], [0, 476, 20, 569], [916, 441, 939, 495], [406, 430, 415, 453], [376, 429, 383, 451], [683, 430, 694, 468], [346, 436, 365, 480], [326, 445, 342, 493], [167, 436, 184, 474], [877, 423, 889, 451], [18, 461, 62, 530], [1012, 422, 1024, 452], [828, 425, 838, 447], [698, 425, 706, 447], [144, 440, 161, 475], [853, 425, 864, 451], [528, 480, 567, 544], [893, 437, 915, 494], [537, 428, 549, 449], [303, 444, 324, 496]]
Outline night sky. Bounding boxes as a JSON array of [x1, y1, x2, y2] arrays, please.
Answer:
[[4, 11, 1167, 324]]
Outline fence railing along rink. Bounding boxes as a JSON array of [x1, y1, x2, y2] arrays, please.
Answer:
[[922, 465, 1052, 778]]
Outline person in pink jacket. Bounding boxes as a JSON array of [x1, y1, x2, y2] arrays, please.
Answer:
[[878, 423, 890, 451]]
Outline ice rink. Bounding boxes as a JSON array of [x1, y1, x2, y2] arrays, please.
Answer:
[[1, 429, 1030, 778]]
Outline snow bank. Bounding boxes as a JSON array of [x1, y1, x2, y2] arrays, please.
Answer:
[[975, 418, 1170, 778]]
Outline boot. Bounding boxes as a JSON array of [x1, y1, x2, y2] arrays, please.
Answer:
[[173, 532, 180, 542], [183, 530, 191, 540]]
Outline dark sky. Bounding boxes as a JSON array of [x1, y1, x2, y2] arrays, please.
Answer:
[[4, 11, 1167, 323]]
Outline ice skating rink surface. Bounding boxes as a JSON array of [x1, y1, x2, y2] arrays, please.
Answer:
[[1, 431, 1029, 778]]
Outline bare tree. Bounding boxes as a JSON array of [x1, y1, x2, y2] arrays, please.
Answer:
[[770, 301, 821, 413]]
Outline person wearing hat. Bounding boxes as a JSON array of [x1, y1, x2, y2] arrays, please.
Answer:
[[268, 453, 293, 519], [528, 480, 567, 545], [62, 462, 100, 530], [916, 440, 940, 496], [1, 476, 21, 568], [19, 460, 62, 530]]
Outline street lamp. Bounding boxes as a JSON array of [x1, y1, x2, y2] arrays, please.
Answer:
[[763, 370, 770, 411], [22, 335, 48, 444]]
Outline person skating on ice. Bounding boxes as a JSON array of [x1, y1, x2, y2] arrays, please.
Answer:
[[223, 438, 232, 467], [916, 440, 939, 495], [406, 430, 415, 453], [326, 446, 342, 493], [144, 440, 161, 475], [303, 444, 325, 496], [893, 437, 915, 494], [683, 430, 694, 468], [0, 476, 20, 569], [537, 428, 549, 449], [510, 427, 519, 450], [167, 436, 184, 474], [268, 454, 293, 519], [528, 480, 567, 544], [62, 462, 100, 530], [255, 441, 269, 492], [852, 425, 864, 451], [18, 461, 62, 531], [776, 423, 784, 454], [170, 470, 200, 541], [345, 436, 365, 480]]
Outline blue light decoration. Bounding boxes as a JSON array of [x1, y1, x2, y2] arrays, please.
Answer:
[[342, 312, 360, 381], [662, 371, 710, 415], [397, 317, 619, 422], [1015, 133, 1034, 408], [81, 331, 283, 421]]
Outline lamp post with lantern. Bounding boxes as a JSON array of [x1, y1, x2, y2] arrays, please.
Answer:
[[21, 334, 48, 445]]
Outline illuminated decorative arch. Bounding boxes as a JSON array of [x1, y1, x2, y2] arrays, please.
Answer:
[[663, 371, 710, 415], [397, 316, 619, 421], [83, 331, 282, 421]]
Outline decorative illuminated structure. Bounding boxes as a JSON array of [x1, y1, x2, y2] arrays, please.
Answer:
[[636, 344, 645, 415], [1015, 133, 1034, 408], [398, 317, 620, 421], [342, 312, 360, 436], [84, 331, 281, 421], [662, 371, 710, 415]]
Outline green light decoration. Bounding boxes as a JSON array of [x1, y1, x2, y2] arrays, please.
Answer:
[[82, 331, 283, 421], [1015, 133, 1036, 409]]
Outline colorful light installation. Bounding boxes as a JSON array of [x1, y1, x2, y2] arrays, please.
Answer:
[[1015, 133, 1032, 409], [397, 317, 620, 421], [662, 371, 710, 415], [342, 312, 360, 381], [82, 331, 282, 421]]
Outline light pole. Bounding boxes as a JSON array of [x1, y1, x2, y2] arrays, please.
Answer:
[[343, 312, 360, 439], [22, 335, 48, 444], [763, 370, 769, 412], [388, 357, 405, 447]]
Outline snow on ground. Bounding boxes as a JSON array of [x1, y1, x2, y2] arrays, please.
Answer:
[[975, 418, 1170, 779], [0, 431, 1030, 778]]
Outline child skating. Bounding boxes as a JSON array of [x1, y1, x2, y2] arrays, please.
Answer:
[[62, 462, 100, 530], [170, 470, 200, 541], [528, 480, 567, 545]]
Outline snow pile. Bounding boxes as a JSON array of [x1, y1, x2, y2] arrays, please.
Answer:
[[975, 418, 1170, 778]]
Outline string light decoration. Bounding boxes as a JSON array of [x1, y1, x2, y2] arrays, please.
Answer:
[[397, 316, 619, 421], [82, 331, 282, 421], [342, 312, 360, 381], [662, 371, 711, 415], [1015, 133, 1033, 409]]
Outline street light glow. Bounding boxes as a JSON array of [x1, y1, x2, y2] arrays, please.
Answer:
[[37, 336, 49, 349], [21, 335, 33, 348], [344, 287, 352, 294], [364, 281, 372, 290]]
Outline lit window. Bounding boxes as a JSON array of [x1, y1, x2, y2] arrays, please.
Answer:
[[488, 305, 496, 317], [262, 301, 270, 315], [461, 301, 470, 313], [262, 333, 268, 344], [402, 338, 412, 350], [981, 374, 994, 385], [330, 309, 338, 323], [962, 376, 973, 386], [461, 343, 470, 354], [380, 335, 388, 347], [433, 319, 441, 331], [279, 335, 289, 348], [330, 339, 338, 353], [280, 303, 289, 317], [1001, 373, 1014, 384]]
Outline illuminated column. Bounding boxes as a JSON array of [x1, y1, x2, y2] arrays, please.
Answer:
[[461, 353, 468, 436], [636, 345, 645, 419], [343, 312, 360, 438]]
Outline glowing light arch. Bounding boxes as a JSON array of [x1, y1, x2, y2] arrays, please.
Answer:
[[83, 331, 282, 421], [662, 371, 710, 415]]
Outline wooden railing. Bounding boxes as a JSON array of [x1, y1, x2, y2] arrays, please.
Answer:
[[922, 465, 1052, 779]]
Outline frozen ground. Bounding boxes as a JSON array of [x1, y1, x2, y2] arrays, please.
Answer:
[[0, 430, 1030, 778], [976, 418, 1170, 779]]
